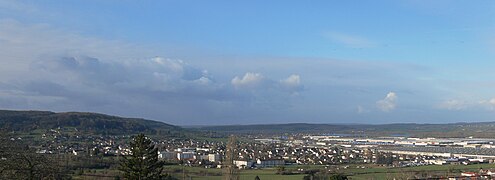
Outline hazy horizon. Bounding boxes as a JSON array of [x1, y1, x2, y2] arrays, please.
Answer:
[[1, 1, 495, 125]]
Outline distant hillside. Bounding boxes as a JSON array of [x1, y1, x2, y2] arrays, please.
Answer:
[[0, 110, 182, 136], [199, 123, 354, 134], [197, 122, 495, 138], [5, 109, 495, 138]]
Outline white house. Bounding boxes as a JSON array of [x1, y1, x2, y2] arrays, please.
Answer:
[[234, 160, 254, 169], [208, 154, 221, 162]]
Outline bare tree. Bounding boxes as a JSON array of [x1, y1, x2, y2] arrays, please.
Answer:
[[223, 135, 239, 180]]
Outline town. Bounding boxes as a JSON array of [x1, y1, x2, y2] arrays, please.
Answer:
[[24, 127, 495, 179]]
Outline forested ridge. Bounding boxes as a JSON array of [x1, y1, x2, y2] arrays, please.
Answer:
[[0, 110, 181, 135]]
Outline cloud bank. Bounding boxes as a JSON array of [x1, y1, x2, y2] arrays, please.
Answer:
[[438, 98, 495, 111], [0, 19, 307, 124], [3, 18, 495, 125]]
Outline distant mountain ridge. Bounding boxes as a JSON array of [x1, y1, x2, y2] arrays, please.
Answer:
[[3, 109, 495, 138], [0, 110, 181, 136], [197, 122, 495, 138]]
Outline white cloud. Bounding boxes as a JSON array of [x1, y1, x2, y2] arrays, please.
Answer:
[[479, 98, 495, 110], [278, 74, 304, 94], [231, 73, 304, 94], [231, 72, 266, 89], [280, 74, 301, 88], [376, 92, 397, 112]]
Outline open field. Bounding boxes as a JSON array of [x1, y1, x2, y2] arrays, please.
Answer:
[[72, 163, 495, 180], [166, 165, 304, 180], [345, 163, 495, 179], [73, 166, 305, 180]]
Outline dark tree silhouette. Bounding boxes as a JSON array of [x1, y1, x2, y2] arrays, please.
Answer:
[[119, 133, 164, 179], [329, 174, 348, 180]]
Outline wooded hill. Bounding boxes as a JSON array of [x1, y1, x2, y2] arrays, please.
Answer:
[[0, 110, 182, 136]]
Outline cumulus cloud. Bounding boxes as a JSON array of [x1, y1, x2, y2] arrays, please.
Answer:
[[231, 72, 266, 89], [231, 73, 303, 93], [279, 74, 302, 89], [376, 92, 397, 112]]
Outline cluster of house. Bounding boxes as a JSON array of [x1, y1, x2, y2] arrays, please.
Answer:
[[154, 142, 416, 169], [157, 147, 285, 169], [148, 137, 387, 168], [31, 128, 495, 173], [151, 136, 495, 169], [35, 128, 129, 156]]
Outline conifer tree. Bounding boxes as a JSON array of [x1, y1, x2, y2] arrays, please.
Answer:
[[119, 133, 163, 179]]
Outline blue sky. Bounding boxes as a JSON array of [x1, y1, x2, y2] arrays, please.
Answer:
[[1, 0, 495, 125]]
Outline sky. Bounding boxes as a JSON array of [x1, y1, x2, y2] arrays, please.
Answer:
[[1, 0, 495, 125]]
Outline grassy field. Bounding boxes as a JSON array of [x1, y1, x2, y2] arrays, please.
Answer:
[[73, 166, 305, 180], [164, 165, 303, 180], [160, 163, 495, 180], [179, 169, 305, 180], [344, 163, 495, 179], [72, 163, 495, 180], [180, 163, 495, 180]]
